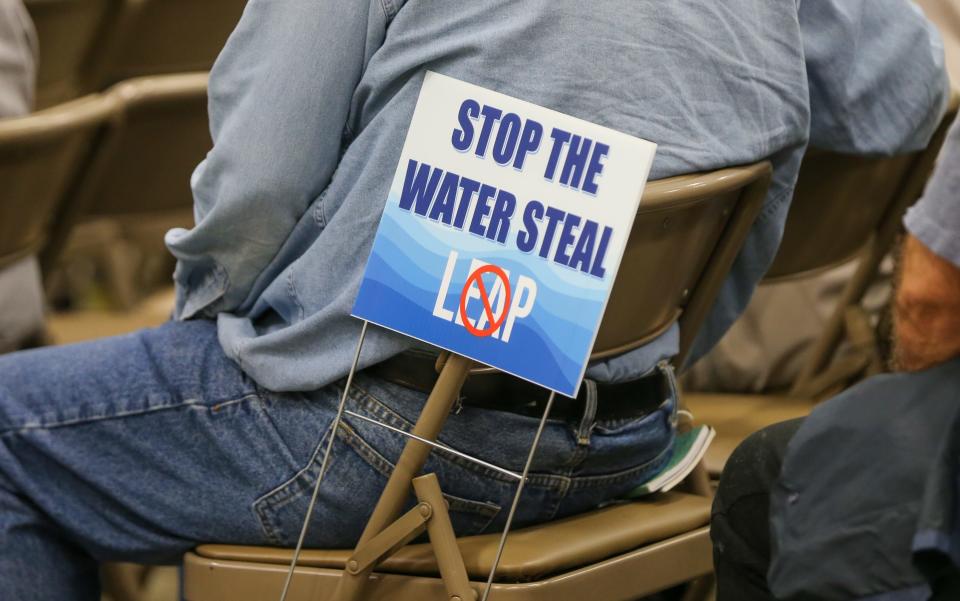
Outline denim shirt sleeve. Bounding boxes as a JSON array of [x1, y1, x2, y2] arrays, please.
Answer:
[[165, 0, 394, 320], [799, 0, 949, 155], [905, 119, 960, 268]]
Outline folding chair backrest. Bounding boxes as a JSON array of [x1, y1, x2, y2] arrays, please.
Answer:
[[767, 98, 960, 281], [594, 162, 771, 366], [98, 0, 246, 87], [766, 151, 916, 280], [25, 0, 123, 108], [765, 100, 958, 393], [0, 93, 117, 272], [86, 73, 211, 219], [38, 74, 209, 275]]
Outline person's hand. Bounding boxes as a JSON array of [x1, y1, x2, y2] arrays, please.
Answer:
[[893, 234, 960, 371]]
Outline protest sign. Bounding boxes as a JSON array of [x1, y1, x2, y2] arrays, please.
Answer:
[[353, 72, 657, 396]]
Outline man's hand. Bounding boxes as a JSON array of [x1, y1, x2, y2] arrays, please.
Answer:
[[893, 234, 960, 371]]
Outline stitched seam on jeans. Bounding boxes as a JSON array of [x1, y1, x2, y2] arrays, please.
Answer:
[[249, 395, 300, 471], [350, 383, 572, 489], [252, 422, 334, 545], [334, 419, 504, 526], [253, 421, 382, 520], [253, 422, 333, 513], [0, 393, 261, 437], [543, 479, 570, 521], [349, 383, 414, 431], [338, 420, 395, 478], [565, 438, 675, 492]]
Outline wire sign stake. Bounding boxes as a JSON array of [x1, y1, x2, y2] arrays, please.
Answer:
[[276, 69, 655, 601], [277, 320, 369, 601]]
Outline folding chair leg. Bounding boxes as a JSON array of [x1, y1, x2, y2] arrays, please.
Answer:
[[413, 474, 477, 601], [333, 353, 473, 601]]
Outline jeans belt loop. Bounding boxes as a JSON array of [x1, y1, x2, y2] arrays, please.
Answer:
[[657, 359, 680, 427], [576, 379, 599, 446]]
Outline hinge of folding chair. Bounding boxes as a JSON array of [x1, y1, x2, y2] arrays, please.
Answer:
[[345, 502, 431, 574], [338, 473, 477, 601]]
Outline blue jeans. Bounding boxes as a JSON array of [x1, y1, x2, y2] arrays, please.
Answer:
[[0, 320, 674, 600]]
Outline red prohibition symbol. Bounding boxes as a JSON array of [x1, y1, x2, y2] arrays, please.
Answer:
[[459, 264, 512, 337]]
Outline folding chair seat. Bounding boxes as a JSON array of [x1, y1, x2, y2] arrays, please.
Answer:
[[0, 91, 116, 273], [183, 160, 773, 601], [187, 492, 711, 601], [41, 72, 210, 309], [686, 96, 960, 477]]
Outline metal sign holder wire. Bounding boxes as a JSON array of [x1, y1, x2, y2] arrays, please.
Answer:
[[278, 319, 557, 601]]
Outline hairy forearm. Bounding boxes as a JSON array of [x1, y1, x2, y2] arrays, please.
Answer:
[[893, 235, 960, 371]]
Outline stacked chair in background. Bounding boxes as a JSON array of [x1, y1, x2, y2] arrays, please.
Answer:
[[25, 0, 246, 108], [2, 4, 243, 600], [687, 96, 960, 477], [0, 92, 117, 281], [9, 0, 246, 335], [0, 72, 211, 341], [42, 73, 209, 312]]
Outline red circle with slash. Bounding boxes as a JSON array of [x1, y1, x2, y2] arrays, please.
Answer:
[[459, 264, 512, 337]]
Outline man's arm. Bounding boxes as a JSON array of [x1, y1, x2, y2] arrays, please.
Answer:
[[894, 234, 960, 371], [165, 0, 387, 320], [895, 118, 960, 371], [800, 0, 949, 154]]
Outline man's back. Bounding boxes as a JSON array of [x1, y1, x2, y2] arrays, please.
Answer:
[[166, 0, 947, 391]]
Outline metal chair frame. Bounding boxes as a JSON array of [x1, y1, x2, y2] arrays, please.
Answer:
[[213, 161, 773, 601]]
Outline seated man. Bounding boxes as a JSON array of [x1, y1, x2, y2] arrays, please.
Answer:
[[712, 118, 960, 600], [0, 1, 947, 599]]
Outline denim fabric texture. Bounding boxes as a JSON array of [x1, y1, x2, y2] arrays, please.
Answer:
[[905, 117, 960, 267], [0, 320, 675, 600], [768, 358, 960, 601], [164, 0, 949, 392]]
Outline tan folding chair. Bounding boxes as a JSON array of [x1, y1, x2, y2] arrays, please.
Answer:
[[25, 0, 125, 108], [687, 97, 959, 477], [95, 0, 246, 87], [41, 72, 210, 308], [181, 160, 772, 601], [0, 91, 117, 272]]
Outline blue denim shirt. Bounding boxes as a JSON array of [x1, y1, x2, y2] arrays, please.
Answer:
[[166, 0, 948, 392], [905, 117, 960, 268]]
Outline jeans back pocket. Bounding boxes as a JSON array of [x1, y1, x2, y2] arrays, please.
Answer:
[[253, 412, 502, 550]]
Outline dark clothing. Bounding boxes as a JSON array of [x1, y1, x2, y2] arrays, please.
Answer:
[[712, 419, 803, 601], [712, 357, 960, 601]]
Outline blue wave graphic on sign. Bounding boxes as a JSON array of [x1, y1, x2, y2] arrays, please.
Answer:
[[354, 207, 603, 394]]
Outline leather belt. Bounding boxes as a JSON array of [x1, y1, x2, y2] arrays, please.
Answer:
[[369, 350, 668, 422]]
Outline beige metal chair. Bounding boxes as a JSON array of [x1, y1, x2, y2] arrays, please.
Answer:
[[96, 0, 246, 87], [25, 0, 124, 108], [0, 91, 117, 272], [41, 72, 210, 307], [182, 160, 773, 601], [687, 97, 959, 477], [26, 0, 239, 108], [81, 72, 210, 219]]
